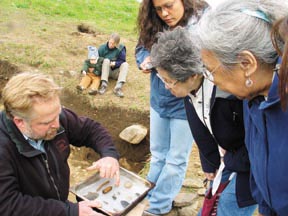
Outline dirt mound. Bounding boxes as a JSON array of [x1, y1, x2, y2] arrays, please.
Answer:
[[61, 89, 150, 173], [0, 60, 19, 95], [77, 23, 96, 34]]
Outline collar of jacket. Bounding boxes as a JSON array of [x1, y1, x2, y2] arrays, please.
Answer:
[[3, 112, 65, 157], [106, 42, 124, 52], [259, 70, 281, 110], [189, 79, 235, 109]]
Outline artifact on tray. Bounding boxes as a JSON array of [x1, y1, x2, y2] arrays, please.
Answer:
[[70, 167, 154, 216], [97, 180, 110, 192]]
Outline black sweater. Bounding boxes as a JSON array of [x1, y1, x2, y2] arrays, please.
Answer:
[[184, 84, 256, 207]]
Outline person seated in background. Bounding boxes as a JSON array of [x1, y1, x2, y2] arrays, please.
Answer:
[[98, 33, 129, 98], [0, 72, 120, 216], [76, 46, 104, 95], [150, 26, 257, 216]]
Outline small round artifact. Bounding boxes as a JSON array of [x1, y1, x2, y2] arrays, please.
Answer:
[[124, 181, 133, 189]]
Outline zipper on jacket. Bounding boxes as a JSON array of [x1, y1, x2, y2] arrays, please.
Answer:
[[41, 154, 61, 200], [201, 85, 221, 146]]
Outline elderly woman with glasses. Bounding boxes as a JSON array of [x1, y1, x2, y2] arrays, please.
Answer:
[[192, 0, 288, 215], [135, 1, 208, 215], [150, 26, 257, 216]]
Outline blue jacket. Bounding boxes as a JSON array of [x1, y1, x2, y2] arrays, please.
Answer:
[[243, 73, 288, 215], [135, 17, 199, 119], [184, 82, 255, 207]]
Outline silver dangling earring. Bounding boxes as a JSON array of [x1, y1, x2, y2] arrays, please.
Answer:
[[245, 77, 253, 88]]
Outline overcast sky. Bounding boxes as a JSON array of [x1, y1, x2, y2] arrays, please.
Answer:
[[203, 0, 227, 8]]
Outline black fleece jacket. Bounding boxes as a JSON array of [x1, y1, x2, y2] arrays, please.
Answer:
[[184, 85, 256, 208], [0, 108, 119, 216]]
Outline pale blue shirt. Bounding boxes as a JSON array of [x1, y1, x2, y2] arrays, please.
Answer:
[[23, 134, 45, 153]]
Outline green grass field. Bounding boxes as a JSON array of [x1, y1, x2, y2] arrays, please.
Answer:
[[1, 0, 140, 37]]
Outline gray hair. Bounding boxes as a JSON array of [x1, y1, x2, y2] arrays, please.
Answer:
[[110, 32, 120, 45], [150, 26, 203, 82], [193, 0, 288, 67]]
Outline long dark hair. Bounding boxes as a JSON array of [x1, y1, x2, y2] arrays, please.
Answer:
[[136, 0, 206, 50], [271, 16, 288, 110]]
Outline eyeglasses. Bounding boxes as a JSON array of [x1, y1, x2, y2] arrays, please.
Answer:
[[154, 0, 176, 13], [156, 73, 178, 88], [203, 64, 221, 82]]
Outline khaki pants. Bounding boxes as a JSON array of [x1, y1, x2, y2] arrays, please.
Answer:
[[79, 72, 101, 90], [101, 58, 129, 83]]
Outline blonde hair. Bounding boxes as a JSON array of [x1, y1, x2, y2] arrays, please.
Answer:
[[2, 72, 62, 119]]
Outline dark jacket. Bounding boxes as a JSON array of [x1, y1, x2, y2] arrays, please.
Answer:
[[98, 42, 126, 69], [244, 72, 288, 216], [81, 57, 104, 76], [0, 108, 119, 216], [184, 81, 256, 207]]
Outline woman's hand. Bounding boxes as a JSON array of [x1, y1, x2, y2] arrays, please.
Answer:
[[140, 56, 153, 73], [204, 172, 216, 181]]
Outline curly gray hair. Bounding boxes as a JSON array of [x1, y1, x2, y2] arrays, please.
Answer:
[[150, 26, 203, 82]]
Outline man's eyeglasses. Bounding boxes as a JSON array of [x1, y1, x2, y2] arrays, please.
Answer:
[[156, 73, 178, 88], [203, 64, 221, 82]]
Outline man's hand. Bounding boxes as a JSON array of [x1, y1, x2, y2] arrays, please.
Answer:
[[140, 56, 152, 73], [82, 70, 87, 76], [79, 200, 105, 216], [86, 157, 120, 186], [110, 61, 116, 68]]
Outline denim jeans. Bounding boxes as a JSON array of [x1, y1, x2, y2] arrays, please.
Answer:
[[198, 171, 257, 216], [146, 107, 194, 215]]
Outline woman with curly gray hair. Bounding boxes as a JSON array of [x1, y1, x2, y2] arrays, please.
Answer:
[[192, 0, 288, 215], [151, 26, 258, 216]]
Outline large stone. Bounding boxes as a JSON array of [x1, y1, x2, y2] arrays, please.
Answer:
[[119, 124, 148, 144], [165, 209, 178, 216], [173, 192, 198, 207], [197, 188, 206, 196], [183, 178, 203, 189], [177, 202, 199, 216]]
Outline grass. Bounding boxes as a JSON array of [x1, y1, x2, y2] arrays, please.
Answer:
[[0, 0, 150, 111], [1, 42, 48, 67], [0, 0, 140, 37]]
